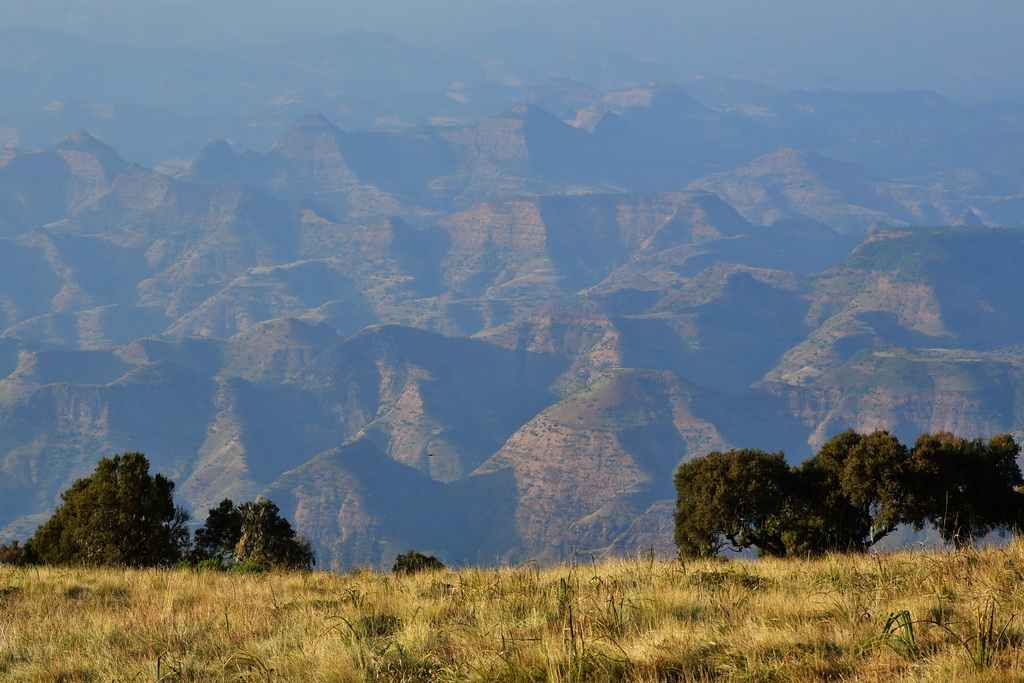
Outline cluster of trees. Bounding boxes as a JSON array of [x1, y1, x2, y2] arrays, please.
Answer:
[[187, 497, 314, 570], [675, 430, 1024, 558], [0, 452, 313, 570]]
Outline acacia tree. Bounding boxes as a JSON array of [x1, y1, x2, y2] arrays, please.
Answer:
[[675, 431, 1024, 559], [29, 452, 190, 566], [190, 498, 314, 570], [907, 432, 1024, 547], [674, 448, 794, 558], [800, 430, 912, 551]]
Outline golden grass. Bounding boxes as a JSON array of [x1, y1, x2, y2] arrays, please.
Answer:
[[4, 543, 1024, 681]]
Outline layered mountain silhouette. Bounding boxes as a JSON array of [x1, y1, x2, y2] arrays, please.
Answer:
[[0, 101, 1022, 568]]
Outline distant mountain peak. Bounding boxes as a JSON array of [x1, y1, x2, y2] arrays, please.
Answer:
[[954, 209, 984, 227], [747, 148, 820, 169], [199, 138, 234, 153], [744, 148, 878, 181], [189, 139, 237, 167], [498, 102, 560, 122], [507, 102, 533, 116], [278, 114, 346, 139], [183, 139, 280, 185], [60, 130, 99, 146], [750, 147, 815, 164], [269, 113, 356, 186], [592, 110, 627, 135], [298, 113, 339, 128], [272, 114, 347, 153], [602, 81, 703, 111], [54, 130, 126, 166]]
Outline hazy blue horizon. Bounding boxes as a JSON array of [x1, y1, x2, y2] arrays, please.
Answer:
[[1, 0, 1022, 103]]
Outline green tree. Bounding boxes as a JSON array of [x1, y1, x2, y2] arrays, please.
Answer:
[[0, 540, 34, 566], [674, 449, 794, 558], [190, 498, 314, 570], [907, 432, 1024, 547], [780, 463, 866, 556], [800, 430, 911, 551], [191, 498, 243, 562], [29, 452, 190, 566], [674, 431, 1024, 561]]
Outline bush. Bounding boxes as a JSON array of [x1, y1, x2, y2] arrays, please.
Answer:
[[0, 540, 34, 566], [178, 557, 227, 572], [392, 550, 446, 575], [197, 558, 226, 572]]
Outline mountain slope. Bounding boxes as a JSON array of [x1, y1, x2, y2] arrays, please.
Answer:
[[0, 124, 1022, 569]]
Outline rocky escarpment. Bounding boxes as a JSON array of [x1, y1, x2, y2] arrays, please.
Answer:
[[0, 118, 1023, 568]]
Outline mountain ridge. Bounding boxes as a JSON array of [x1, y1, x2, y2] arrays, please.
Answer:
[[0, 117, 1022, 568]]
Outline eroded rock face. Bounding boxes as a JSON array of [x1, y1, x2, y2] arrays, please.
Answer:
[[688, 149, 966, 235], [0, 117, 1023, 569], [473, 368, 728, 556]]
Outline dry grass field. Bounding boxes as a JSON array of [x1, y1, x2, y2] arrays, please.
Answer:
[[3, 543, 1024, 681]]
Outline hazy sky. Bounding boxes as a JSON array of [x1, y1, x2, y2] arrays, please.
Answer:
[[1, 0, 1022, 102]]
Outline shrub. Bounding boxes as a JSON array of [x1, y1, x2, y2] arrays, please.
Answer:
[[392, 550, 446, 575], [197, 558, 226, 572]]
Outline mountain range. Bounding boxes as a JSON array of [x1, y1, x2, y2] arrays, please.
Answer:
[[0, 57, 1023, 567]]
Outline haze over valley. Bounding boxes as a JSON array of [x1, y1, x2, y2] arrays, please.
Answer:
[[0, 0, 1022, 568]]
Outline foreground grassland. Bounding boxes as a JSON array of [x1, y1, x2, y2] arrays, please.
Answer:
[[4, 546, 1024, 681]]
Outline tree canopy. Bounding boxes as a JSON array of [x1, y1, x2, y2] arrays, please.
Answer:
[[13, 454, 313, 571], [906, 432, 1023, 547], [675, 431, 1024, 558], [190, 498, 314, 570], [28, 452, 190, 566], [797, 429, 911, 552], [674, 449, 793, 558]]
